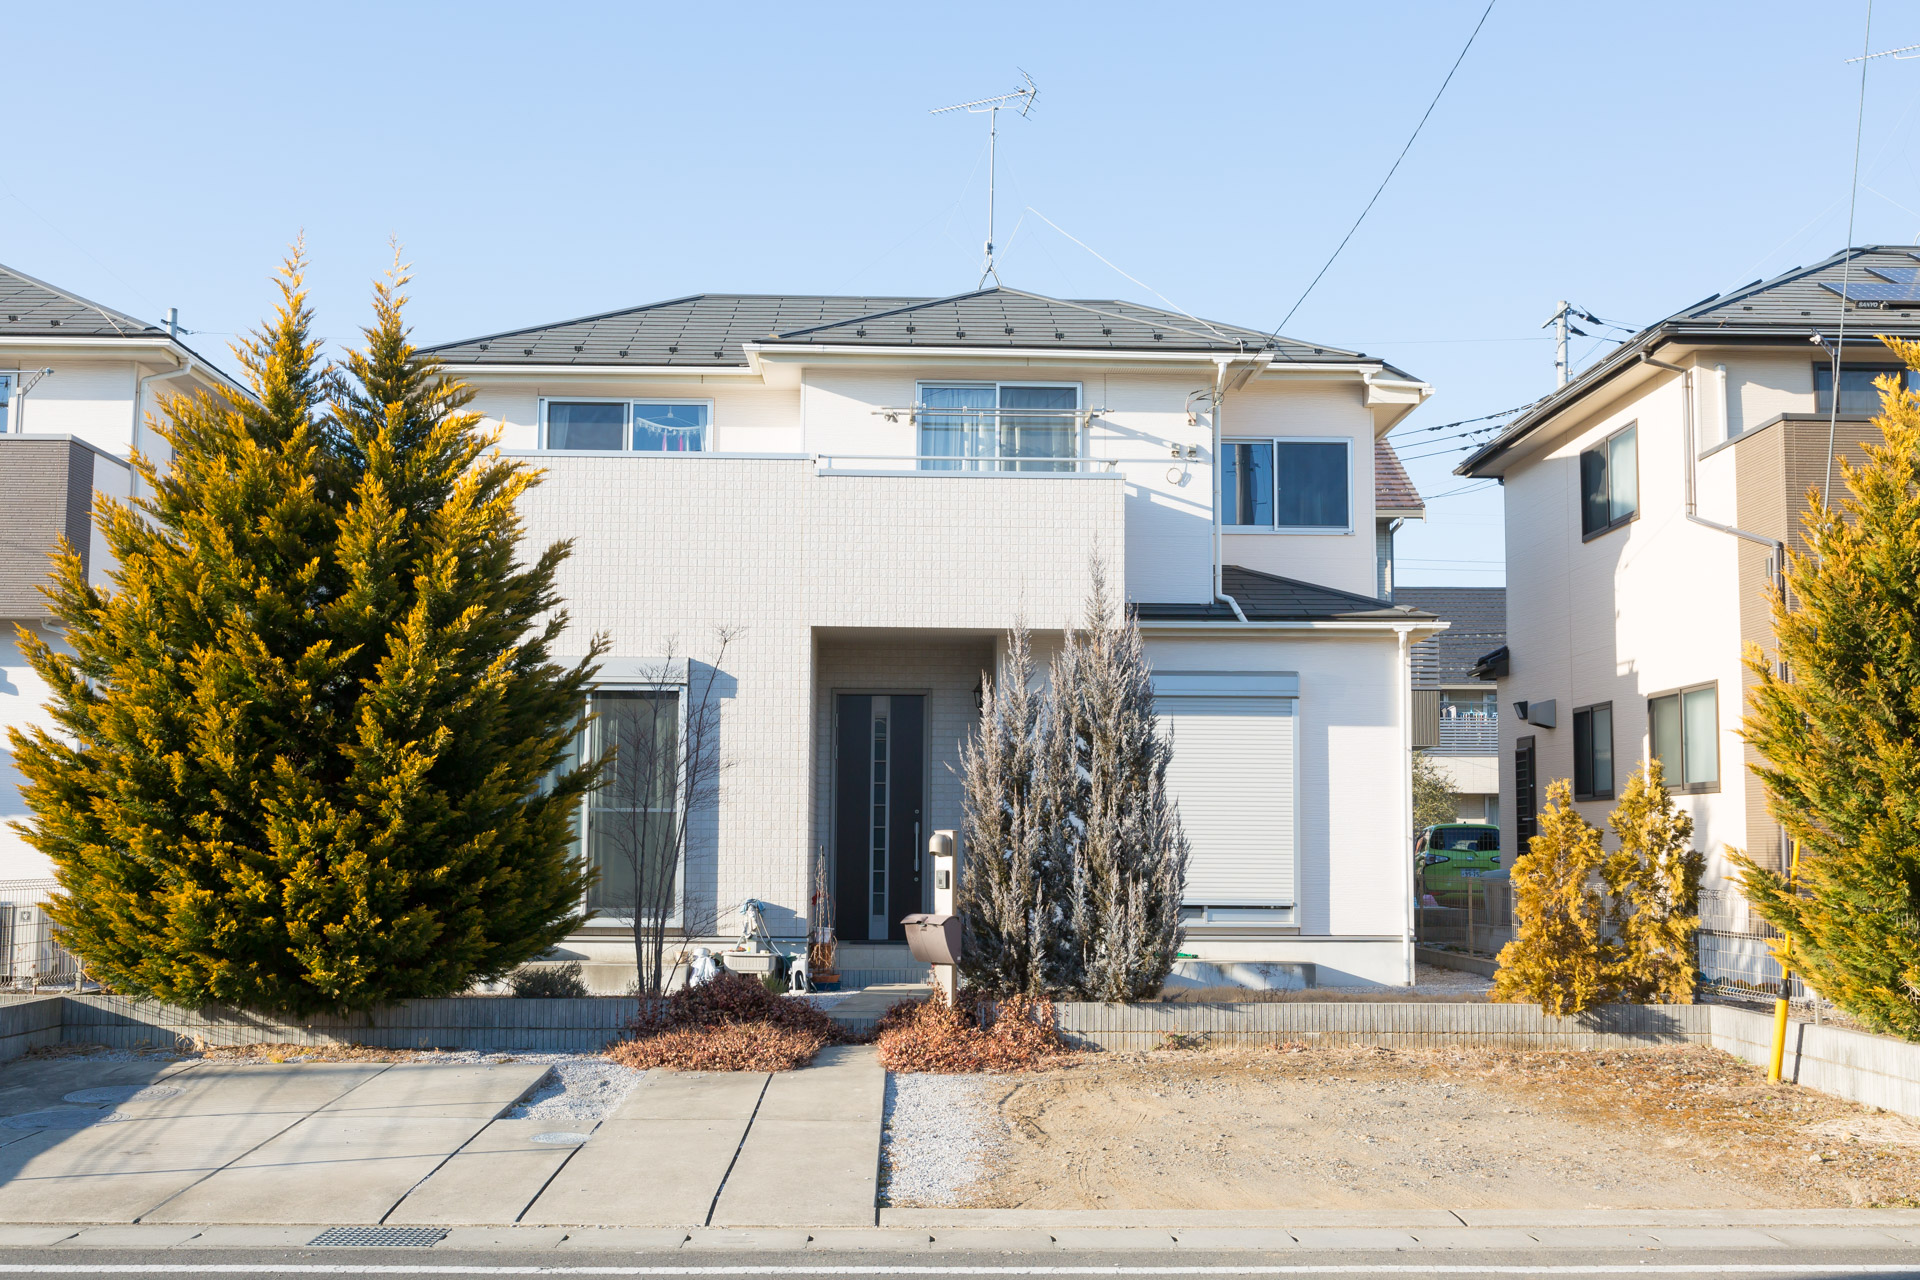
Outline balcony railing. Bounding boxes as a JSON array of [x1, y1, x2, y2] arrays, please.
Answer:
[[1431, 714, 1499, 755], [814, 454, 1119, 475]]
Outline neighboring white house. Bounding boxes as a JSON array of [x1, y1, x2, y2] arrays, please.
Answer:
[[0, 264, 237, 887], [426, 287, 1445, 990], [1458, 245, 1920, 989], [1398, 586, 1504, 825]]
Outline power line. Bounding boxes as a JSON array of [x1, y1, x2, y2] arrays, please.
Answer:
[[1387, 403, 1534, 437], [1826, 0, 1875, 506], [1266, 0, 1497, 339]]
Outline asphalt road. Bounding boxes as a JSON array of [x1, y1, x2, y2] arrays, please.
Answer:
[[4, 1248, 1920, 1278]]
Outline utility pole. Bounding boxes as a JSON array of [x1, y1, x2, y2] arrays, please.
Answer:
[[1543, 300, 1570, 389]]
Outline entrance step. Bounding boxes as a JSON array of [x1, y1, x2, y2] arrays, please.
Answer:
[[826, 984, 931, 1032]]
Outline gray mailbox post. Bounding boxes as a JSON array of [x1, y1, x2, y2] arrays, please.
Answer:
[[902, 828, 960, 1003]]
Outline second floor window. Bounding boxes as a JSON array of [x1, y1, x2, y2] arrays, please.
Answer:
[[1580, 423, 1637, 538], [1221, 438, 1350, 530], [1813, 363, 1912, 415], [918, 383, 1079, 471], [543, 399, 710, 452]]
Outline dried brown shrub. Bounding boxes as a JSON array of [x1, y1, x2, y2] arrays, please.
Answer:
[[873, 991, 1070, 1073], [607, 969, 846, 1071]]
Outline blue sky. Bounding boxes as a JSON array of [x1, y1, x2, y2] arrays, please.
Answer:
[[4, 1, 1911, 585]]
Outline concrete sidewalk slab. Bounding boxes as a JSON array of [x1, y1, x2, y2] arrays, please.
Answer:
[[0, 1058, 203, 1117], [1454, 1206, 1920, 1227], [387, 1117, 589, 1225], [0, 1111, 299, 1223], [0, 1227, 79, 1246], [611, 1070, 767, 1121], [1764, 1226, 1916, 1248], [710, 1119, 878, 1227], [518, 1116, 747, 1227], [881, 1208, 1465, 1228], [143, 1114, 492, 1224], [752, 1045, 884, 1121], [317, 1062, 549, 1119], [1285, 1228, 1426, 1249], [119, 1062, 388, 1120], [181, 1226, 328, 1248]]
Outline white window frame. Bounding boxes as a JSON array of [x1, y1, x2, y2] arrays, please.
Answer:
[[1218, 435, 1355, 535], [914, 379, 1085, 470], [0, 373, 13, 433], [578, 677, 691, 930], [537, 396, 714, 454]]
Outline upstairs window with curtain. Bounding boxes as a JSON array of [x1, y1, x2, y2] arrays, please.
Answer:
[[918, 383, 1079, 471], [543, 400, 710, 452]]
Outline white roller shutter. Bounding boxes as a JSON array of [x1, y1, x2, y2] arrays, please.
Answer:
[[1153, 673, 1297, 907]]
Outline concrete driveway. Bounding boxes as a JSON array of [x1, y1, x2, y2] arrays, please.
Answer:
[[0, 1046, 883, 1227]]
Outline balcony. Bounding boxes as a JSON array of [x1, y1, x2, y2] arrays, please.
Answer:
[[1434, 713, 1499, 755]]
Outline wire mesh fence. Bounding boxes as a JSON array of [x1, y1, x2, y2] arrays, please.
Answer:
[[0, 880, 87, 992]]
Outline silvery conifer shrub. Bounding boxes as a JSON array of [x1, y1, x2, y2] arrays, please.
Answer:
[[957, 561, 1189, 999]]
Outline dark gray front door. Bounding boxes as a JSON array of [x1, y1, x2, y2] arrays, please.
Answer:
[[833, 694, 925, 943]]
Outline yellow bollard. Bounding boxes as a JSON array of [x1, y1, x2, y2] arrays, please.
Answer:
[[1766, 838, 1802, 1085]]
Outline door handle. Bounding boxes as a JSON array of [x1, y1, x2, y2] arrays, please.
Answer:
[[914, 821, 921, 880]]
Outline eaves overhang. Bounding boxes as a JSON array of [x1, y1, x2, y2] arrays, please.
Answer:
[[1137, 617, 1448, 641]]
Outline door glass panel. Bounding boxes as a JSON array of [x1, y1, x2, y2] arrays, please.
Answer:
[[869, 698, 890, 938], [1682, 685, 1718, 786], [548, 401, 626, 451], [584, 690, 679, 917]]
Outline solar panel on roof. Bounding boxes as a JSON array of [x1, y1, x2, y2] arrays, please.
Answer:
[[1820, 280, 1920, 306], [1865, 266, 1920, 283]]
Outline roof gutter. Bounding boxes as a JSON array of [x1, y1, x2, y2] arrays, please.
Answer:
[[1640, 350, 1786, 600]]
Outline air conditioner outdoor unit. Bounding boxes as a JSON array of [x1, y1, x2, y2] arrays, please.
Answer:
[[8, 905, 51, 985]]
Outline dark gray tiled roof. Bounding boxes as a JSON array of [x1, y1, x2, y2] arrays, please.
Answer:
[[423, 287, 1415, 376], [0, 263, 161, 338], [1137, 564, 1436, 624], [1462, 246, 1920, 475], [1374, 439, 1424, 515], [1395, 587, 1505, 686]]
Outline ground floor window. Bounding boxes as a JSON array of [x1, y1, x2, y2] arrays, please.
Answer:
[[1572, 702, 1613, 800], [579, 689, 682, 919]]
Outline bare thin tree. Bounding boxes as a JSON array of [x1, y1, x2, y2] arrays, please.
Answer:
[[586, 629, 735, 996]]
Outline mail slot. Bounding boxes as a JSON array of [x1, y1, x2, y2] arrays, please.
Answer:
[[901, 912, 962, 965]]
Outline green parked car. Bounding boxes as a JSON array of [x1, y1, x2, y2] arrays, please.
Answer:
[[1416, 823, 1501, 904]]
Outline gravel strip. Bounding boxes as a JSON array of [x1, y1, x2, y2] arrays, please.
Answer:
[[505, 1060, 644, 1122], [879, 1072, 998, 1206]]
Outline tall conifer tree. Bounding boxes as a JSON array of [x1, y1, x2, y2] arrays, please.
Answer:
[[8, 250, 598, 1014], [1493, 780, 1613, 1014], [1604, 760, 1702, 1004], [1732, 345, 1920, 1041]]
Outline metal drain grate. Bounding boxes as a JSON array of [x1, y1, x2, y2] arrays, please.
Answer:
[[307, 1227, 449, 1248]]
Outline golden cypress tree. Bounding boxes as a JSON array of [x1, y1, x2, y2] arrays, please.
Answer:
[[1604, 760, 1702, 1004], [8, 248, 599, 1014], [1493, 779, 1613, 1014], [1731, 342, 1920, 1041]]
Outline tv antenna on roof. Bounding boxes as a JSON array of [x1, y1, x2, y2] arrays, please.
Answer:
[[932, 70, 1038, 289]]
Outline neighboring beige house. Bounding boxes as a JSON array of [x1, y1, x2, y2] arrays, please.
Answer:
[[1458, 245, 1920, 987], [0, 265, 237, 893], [427, 287, 1446, 990], [1399, 586, 1504, 825]]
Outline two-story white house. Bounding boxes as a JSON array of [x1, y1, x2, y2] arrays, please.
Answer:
[[1458, 246, 1920, 990], [427, 287, 1444, 989], [1, 265, 237, 899]]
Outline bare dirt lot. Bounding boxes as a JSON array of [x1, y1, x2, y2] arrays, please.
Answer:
[[947, 1044, 1920, 1210]]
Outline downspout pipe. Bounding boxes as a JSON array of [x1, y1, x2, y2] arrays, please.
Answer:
[[1398, 625, 1416, 986], [1639, 351, 1786, 602], [1211, 356, 1248, 622]]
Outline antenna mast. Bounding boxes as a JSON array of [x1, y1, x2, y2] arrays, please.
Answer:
[[932, 71, 1038, 288]]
